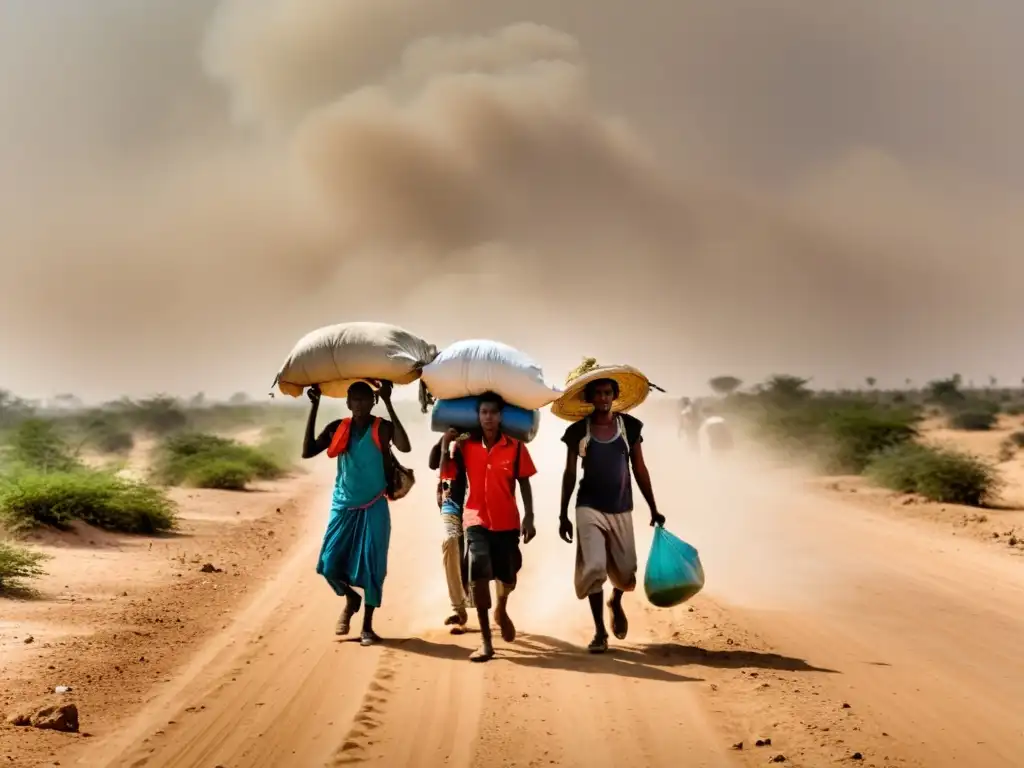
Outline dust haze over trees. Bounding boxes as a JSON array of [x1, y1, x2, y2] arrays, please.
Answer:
[[1, 1, 1024, 400]]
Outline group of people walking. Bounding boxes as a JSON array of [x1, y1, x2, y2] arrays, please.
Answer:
[[302, 376, 664, 663]]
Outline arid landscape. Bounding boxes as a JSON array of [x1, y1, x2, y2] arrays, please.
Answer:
[[4, 0, 1024, 766], [3, 379, 1024, 768]]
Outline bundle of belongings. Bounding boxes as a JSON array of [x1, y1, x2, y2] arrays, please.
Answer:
[[273, 321, 435, 499], [422, 339, 561, 444]]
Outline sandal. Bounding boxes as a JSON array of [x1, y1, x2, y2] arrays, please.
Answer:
[[608, 599, 628, 640]]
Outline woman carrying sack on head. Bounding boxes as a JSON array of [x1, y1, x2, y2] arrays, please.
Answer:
[[302, 380, 412, 647]]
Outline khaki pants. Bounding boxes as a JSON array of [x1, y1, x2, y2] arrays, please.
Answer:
[[441, 513, 470, 612], [574, 506, 637, 599]]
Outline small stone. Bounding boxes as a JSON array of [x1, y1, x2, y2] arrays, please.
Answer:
[[842, 703, 852, 709], [200, 563, 222, 574], [851, 754, 863, 761], [771, 756, 787, 764], [731, 742, 743, 750], [30, 703, 79, 733], [23, 636, 34, 644]]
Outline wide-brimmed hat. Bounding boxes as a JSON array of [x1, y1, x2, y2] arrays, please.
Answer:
[[550, 358, 652, 421]]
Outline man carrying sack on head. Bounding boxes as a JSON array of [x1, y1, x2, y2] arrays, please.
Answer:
[[443, 391, 538, 663], [553, 360, 666, 654]]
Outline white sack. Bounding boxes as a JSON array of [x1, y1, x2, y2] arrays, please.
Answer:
[[421, 339, 562, 410], [275, 321, 436, 398], [698, 416, 733, 454]]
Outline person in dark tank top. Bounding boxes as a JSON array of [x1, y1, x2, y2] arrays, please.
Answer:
[[559, 378, 666, 654]]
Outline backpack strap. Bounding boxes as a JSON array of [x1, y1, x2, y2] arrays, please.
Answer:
[[326, 418, 353, 459], [617, 415, 631, 458], [327, 417, 383, 459], [578, 418, 592, 458], [578, 416, 630, 460], [371, 417, 383, 451]]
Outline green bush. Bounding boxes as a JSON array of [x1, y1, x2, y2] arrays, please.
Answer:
[[0, 470, 177, 534], [820, 407, 919, 474], [3, 419, 81, 472], [947, 403, 999, 431], [77, 411, 134, 455], [728, 394, 920, 474], [151, 432, 286, 490], [129, 397, 188, 435], [867, 443, 999, 507], [187, 459, 254, 491], [0, 541, 49, 592]]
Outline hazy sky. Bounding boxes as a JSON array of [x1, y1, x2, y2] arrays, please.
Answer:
[[2, 0, 1022, 401]]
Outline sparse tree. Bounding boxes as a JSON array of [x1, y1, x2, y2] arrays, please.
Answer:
[[0, 389, 34, 429], [866, 377, 877, 389], [926, 375, 966, 407], [708, 376, 743, 396], [228, 392, 250, 406], [762, 374, 812, 403]]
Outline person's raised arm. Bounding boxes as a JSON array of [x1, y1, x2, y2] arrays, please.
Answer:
[[428, 438, 443, 471], [301, 385, 341, 459], [437, 428, 459, 474], [378, 381, 411, 453], [630, 442, 665, 527], [559, 445, 578, 543]]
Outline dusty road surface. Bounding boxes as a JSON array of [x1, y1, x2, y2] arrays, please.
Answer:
[[5, 420, 1024, 768]]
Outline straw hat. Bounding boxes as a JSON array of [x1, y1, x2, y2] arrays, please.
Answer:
[[550, 358, 652, 421]]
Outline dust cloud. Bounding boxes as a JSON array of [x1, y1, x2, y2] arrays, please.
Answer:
[[2, 0, 1023, 401]]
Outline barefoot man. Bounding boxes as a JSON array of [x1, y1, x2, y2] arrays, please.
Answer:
[[443, 391, 537, 662], [302, 380, 411, 646], [559, 377, 666, 653]]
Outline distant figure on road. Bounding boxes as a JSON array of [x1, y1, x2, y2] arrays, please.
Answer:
[[679, 397, 702, 451], [428, 428, 472, 632], [559, 377, 666, 654], [302, 381, 411, 647], [444, 392, 537, 662], [698, 415, 733, 455]]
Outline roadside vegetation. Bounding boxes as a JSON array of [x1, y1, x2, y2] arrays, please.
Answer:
[[0, 540, 49, 595], [0, 389, 304, 587], [707, 373, 1015, 507], [151, 432, 288, 491]]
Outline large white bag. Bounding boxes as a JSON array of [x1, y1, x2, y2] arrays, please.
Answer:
[[274, 322, 437, 398], [421, 340, 562, 410]]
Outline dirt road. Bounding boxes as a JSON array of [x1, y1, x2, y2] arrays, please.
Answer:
[[35, 426, 1024, 767]]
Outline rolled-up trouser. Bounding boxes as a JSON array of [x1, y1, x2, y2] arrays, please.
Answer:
[[574, 506, 637, 599], [440, 501, 469, 612], [466, 525, 521, 611]]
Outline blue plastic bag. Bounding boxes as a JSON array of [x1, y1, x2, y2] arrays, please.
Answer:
[[644, 526, 705, 607]]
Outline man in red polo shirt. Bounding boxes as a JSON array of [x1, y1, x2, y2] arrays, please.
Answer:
[[442, 391, 537, 662]]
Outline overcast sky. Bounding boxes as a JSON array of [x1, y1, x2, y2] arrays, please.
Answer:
[[2, 0, 1022, 401]]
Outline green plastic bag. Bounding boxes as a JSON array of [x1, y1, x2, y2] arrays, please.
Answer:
[[644, 526, 705, 607]]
